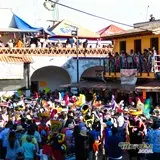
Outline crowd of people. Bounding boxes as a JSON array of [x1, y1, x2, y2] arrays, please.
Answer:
[[0, 37, 112, 49], [105, 48, 159, 73], [0, 89, 159, 160]]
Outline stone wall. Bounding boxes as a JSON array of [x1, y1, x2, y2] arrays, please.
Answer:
[[0, 79, 26, 91]]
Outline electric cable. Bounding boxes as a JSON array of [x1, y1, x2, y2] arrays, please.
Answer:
[[48, 0, 151, 31]]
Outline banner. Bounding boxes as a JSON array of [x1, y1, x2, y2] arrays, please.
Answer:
[[0, 62, 24, 79], [120, 69, 137, 85]]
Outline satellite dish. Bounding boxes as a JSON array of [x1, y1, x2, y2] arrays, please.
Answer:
[[43, 0, 59, 11]]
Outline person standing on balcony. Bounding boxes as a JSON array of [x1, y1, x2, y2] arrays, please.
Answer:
[[127, 52, 134, 69], [0, 40, 4, 47], [115, 52, 120, 72], [153, 47, 157, 57], [56, 39, 63, 48], [120, 51, 126, 69], [130, 49, 136, 68], [83, 39, 88, 49], [16, 39, 23, 48], [7, 39, 14, 48], [96, 39, 102, 48], [148, 48, 156, 72]]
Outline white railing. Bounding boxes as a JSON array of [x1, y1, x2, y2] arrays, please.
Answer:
[[154, 55, 160, 73]]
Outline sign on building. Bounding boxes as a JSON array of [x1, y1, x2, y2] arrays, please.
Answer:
[[0, 62, 24, 79], [120, 69, 137, 85]]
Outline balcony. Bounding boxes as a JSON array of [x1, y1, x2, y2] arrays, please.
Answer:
[[0, 47, 110, 57], [104, 55, 160, 79]]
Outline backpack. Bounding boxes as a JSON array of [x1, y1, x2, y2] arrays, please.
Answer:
[[38, 125, 48, 137], [40, 129, 47, 137], [104, 127, 112, 148], [105, 127, 112, 137], [117, 123, 126, 142]]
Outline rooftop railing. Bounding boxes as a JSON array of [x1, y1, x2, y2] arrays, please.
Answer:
[[0, 47, 111, 56]]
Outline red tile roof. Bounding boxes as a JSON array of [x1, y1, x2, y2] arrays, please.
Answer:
[[0, 55, 33, 63], [97, 24, 125, 36]]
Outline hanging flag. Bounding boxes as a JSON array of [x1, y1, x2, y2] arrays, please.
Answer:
[[17, 90, 22, 97], [58, 92, 63, 102], [144, 98, 151, 119], [76, 94, 86, 107], [44, 87, 51, 94], [136, 98, 144, 110]]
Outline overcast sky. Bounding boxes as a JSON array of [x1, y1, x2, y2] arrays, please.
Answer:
[[0, 0, 160, 31]]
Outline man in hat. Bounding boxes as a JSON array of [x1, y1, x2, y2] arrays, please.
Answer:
[[74, 127, 89, 160], [65, 123, 74, 154], [15, 125, 25, 141]]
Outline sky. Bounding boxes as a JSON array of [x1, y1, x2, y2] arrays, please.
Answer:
[[0, 0, 160, 31]]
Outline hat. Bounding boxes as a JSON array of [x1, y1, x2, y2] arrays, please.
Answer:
[[60, 101, 66, 107], [124, 107, 129, 112], [16, 125, 24, 132], [58, 133, 65, 143], [26, 115, 32, 120], [68, 123, 74, 129], [80, 129, 87, 136]]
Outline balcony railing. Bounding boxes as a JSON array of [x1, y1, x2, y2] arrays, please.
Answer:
[[0, 47, 111, 56], [104, 55, 160, 73]]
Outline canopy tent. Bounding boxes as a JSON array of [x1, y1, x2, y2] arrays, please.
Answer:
[[97, 24, 125, 37], [13, 14, 54, 35], [49, 19, 100, 40], [0, 9, 54, 35]]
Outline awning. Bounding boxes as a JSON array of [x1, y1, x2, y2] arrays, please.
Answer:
[[0, 9, 54, 35], [136, 80, 160, 92], [0, 55, 33, 63], [60, 80, 135, 91], [13, 14, 54, 35], [0, 28, 38, 33]]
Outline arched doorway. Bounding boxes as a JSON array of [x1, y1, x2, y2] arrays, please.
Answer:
[[81, 66, 104, 81], [31, 66, 71, 92]]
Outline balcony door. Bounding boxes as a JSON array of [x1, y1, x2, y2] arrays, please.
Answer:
[[120, 41, 126, 53], [150, 37, 159, 52], [134, 39, 141, 53]]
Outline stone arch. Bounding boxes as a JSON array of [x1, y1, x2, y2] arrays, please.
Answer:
[[79, 58, 104, 81], [31, 66, 71, 91], [80, 66, 104, 81]]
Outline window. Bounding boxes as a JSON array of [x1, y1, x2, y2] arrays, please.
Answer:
[[120, 41, 126, 52], [134, 39, 141, 53], [150, 37, 159, 51]]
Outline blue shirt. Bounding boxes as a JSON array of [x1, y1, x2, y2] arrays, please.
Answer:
[[0, 128, 10, 147], [5, 140, 20, 160], [106, 135, 123, 159], [22, 142, 36, 159], [90, 129, 100, 140], [148, 129, 160, 153]]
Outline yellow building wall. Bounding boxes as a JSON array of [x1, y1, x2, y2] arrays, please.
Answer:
[[113, 34, 160, 53]]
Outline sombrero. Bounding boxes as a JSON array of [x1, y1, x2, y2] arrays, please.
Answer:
[[58, 133, 65, 144]]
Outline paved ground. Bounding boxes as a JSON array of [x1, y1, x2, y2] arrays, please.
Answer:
[[65, 152, 149, 160]]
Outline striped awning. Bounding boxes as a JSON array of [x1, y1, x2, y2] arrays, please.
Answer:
[[0, 55, 33, 63]]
